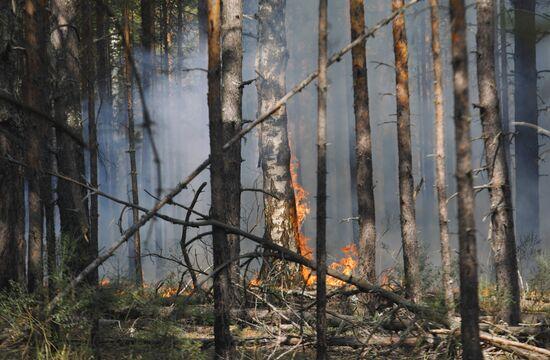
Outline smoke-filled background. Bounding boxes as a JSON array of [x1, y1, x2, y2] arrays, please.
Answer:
[[94, 0, 550, 284]]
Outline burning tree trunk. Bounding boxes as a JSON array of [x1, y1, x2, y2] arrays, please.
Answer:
[[208, 0, 233, 357], [52, 0, 90, 280], [449, 0, 482, 357], [349, 0, 377, 283], [256, 0, 301, 284], [513, 0, 539, 242], [391, 0, 421, 302], [316, 0, 328, 358], [221, 0, 243, 289], [476, 0, 520, 325], [23, 0, 50, 292], [0, 3, 25, 289], [429, 0, 455, 318], [122, 1, 144, 287], [81, 0, 98, 285]]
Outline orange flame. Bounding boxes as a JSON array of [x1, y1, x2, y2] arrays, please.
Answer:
[[99, 278, 110, 287]]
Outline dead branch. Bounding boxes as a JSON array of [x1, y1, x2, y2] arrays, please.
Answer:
[[512, 121, 550, 138]]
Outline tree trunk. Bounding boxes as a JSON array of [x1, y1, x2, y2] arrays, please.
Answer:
[[316, 0, 328, 358], [429, 0, 455, 319], [123, 1, 143, 287], [391, 0, 421, 303], [513, 0, 538, 242], [349, 0, 376, 283], [23, 0, 50, 292], [198, 0, 208, 56], [208, 1, 233, 358], [256, 0, 300, 285], [52, 0, 90, 280], [80, 0, 98, 286], [0, 4, 26, 289], [476, 0, 520, 326], [498, 0, 510, 163], [221, 0, 243, 287], [141, 0, 154, 92], [449, 0, 483, 357]]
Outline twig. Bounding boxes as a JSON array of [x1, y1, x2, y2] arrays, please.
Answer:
[[512, 121, 550, 138]]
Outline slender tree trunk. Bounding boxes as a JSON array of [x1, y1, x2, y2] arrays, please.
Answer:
[[122, 2, 144, 287], [316, 0, 328, 358], [141, 0, 154, 92], [256, 0, 300, 285], [449, 0, 483, 357], [52, 0, 90, 280], [208, 1, 233, 357], [498, 0, 510, 163], [513, 0, 538, 241], [391, 0, 421, 302], [198, 0, 208, 56], [0, 3, 25, 288], [429, 0, 455, 319], [476, 0, 520, 326], [221, 0, 243, 286], [349, 0, 376, 283], [23, 0, 50, 292], [81, 0, 98, 286]]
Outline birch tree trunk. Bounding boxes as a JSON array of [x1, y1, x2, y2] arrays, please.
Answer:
[[316, 0, 328, 358], [429, 0, 455, 318], [476, 0, 520, 326], [208, 0, 233, 357], [52, 0, 90, 280], [513, 0, 539, 242], [221, 0, 243, 289], [349, 0, 377, 283], [256, 0, 300, 284], [23, 0, 50, 292], [123, 1, 143, 287], [391, 0, 421, 302], [449, 0, 482, 357]]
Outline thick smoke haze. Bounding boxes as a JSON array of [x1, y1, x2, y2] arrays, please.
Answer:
[[93, 0, 549, 284]]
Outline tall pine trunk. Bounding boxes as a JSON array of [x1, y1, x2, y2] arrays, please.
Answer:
[[513, 0, 539, 242], [123, 1, 143, 287], [476, 0, 520, 325], [349, 0, 376, 283], [221, 0, 243, 289], [23, 0, 50, 292], [391, 0, 421, 302], [450, 0, 482, 357], [208, 1, 233, 357], [256, 0, 300, 285], [429, 0, 455, 318], [316, 0, 328, 358], [141, 0, 154, 92]]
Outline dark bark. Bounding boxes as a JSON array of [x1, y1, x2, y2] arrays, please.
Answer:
[[23, 0, 50, 292], [123, 1, 144, 287], [476, 0, 520, 326], [256, 0, 300, 285], [52, 0, 90, 280], [449, 0, 483, 357], [391, 0, 421, 303], [208, 0, 234, 358], [429, 0, 455, 319], [198, 0, 208, 56], [349, 0, 376, 283], [513, 0, 539, 241], [221, 0, 243, 286], [316, 0, 328, 358], [141, 0, 154, 91]]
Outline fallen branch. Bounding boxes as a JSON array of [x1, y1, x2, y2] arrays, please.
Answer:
[[46, 0, 422, 312]]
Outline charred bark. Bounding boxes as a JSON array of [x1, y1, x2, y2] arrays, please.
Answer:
[[476, 0, 520, 326], [449, 0, 483, 357], [221, 0, 243, 286], [429, 0, 455, 318], [513, 0, 538, 241], [123, 1, 144, 287], [391, 0, 421, 303], [349, 0, 377, 284], [208, 0, 234, 357], [316, 0, 328, 358], [256, 0, 300, 285]]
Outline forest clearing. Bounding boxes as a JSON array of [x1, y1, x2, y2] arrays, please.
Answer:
[[0, 0, 549, 359]]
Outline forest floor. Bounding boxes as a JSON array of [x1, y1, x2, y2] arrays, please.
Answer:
[[0, 272, 548, 359]]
